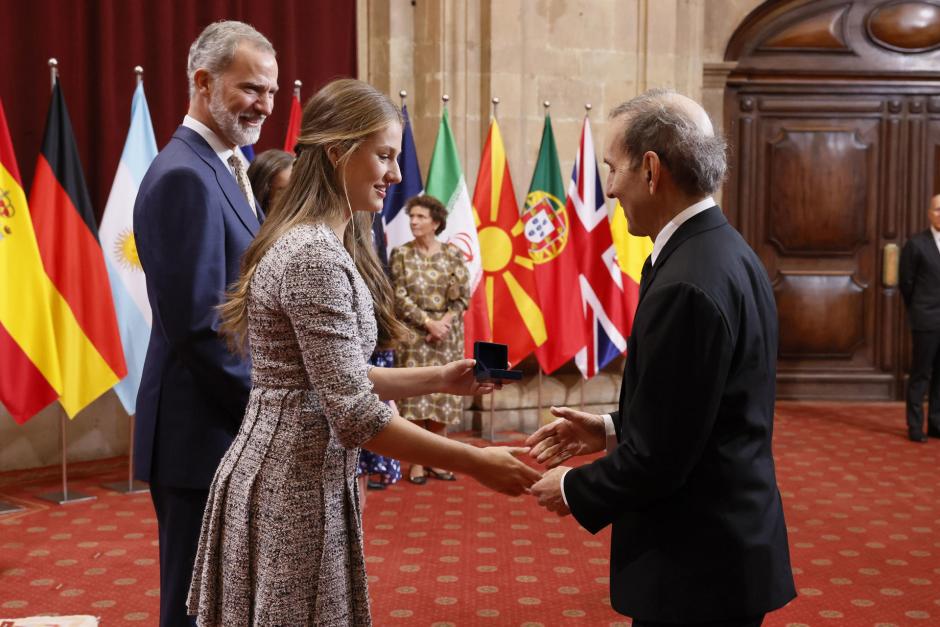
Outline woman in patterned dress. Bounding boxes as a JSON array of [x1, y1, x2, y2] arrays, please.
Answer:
[[186, 78, 540, 627], [390, 195, 470, 484]]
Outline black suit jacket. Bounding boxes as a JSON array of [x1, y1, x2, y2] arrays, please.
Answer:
[[133, 126, 260, 489], [899, 229, 940, 331], [565, 207, 795, 623]]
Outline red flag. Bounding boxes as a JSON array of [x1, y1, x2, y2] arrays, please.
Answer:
[[283, 92, 301, 153], [0, 98, 61, 422], [469, 120, 546, 367], [28, 81, 126, 415], [523, 114, 586, 373]]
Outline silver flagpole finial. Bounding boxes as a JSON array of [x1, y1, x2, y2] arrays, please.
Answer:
[[134, 66, 144, 86], [48, 58, 59, 90]]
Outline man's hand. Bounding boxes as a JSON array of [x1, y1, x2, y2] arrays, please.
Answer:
[[529, 466, 571, 516], [472, 446, 542, 496], [525, 406, 606, 467]]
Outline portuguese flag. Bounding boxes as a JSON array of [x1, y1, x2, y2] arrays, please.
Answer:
[[523, 113, 586, 374], [27, 81, 126, 417]]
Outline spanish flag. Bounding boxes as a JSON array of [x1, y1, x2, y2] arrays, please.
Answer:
[[470, 119, 546, 367], [0, 99, 64, 423], [26, 81, 126, 418]]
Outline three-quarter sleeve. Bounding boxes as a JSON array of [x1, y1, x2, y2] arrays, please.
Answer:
[[280, 245, 392, 449], [390, 246, 428, 327], [445, 245, 470, 316]]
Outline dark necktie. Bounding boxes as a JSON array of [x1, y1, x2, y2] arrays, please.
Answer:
[[639, 256, 653, 300]]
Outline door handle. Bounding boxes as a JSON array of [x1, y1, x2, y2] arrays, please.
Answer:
[[883, 243, 899, 287]]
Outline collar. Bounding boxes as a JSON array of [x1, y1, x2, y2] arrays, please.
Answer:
[[931, 226, 940, 240], [650, 196, 715, 266], [182, 115, 247, 170]]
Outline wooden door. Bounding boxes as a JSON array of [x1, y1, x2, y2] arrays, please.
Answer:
[[724, 0, 940, 399]]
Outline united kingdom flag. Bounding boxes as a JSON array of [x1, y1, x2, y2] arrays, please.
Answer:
[[568, 116, 628, 379]]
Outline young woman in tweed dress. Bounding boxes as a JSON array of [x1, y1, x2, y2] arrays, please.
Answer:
[[186, 78, 540, 626]]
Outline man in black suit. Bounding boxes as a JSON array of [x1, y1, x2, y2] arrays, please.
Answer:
[[133, 21, 277, 627], [899, 194, 940, 443], [527, 89, 795, 626]]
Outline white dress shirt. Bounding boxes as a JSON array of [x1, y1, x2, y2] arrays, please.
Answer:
[[181, 115, 255, 216], [559, 196, 716, 508], [931, 226, 940, 256]]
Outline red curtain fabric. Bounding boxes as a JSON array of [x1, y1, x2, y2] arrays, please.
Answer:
[[0, 0, 357, 219]]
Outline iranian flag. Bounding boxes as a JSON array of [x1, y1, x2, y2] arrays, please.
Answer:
[[425, 107, 484, 357]]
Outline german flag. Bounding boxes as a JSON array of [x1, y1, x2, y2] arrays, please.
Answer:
[[26, 81, 126, 417], [0, 98, 64, 423]]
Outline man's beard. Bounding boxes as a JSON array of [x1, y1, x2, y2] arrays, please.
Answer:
[[208, 85, 264, 146]]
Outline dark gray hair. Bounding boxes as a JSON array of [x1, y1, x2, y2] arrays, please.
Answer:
[[610, 88, 726, 197], [187, 21, 275, 98]]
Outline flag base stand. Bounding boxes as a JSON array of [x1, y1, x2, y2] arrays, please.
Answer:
[[483, 392, 516, 443], [36, 491, 96, 505], [0, 500, 24, 514], [101, 416, 148, 494], [39, 413, 97, 505], [101, 480, 149, 494]]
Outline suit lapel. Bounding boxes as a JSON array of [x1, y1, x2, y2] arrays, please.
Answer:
[[173, 126, 261, 237], [639, 206, 726, 301]]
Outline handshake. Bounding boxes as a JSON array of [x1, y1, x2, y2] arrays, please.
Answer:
[[471, 405, 608, 517]]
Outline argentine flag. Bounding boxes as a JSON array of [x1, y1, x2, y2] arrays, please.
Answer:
[[98, 82, 157, 415]]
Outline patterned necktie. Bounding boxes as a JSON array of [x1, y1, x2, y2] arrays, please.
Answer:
[[227, 153, 256, 216]]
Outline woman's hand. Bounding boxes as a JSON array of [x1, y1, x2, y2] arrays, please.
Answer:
[[425, 318, 451, 343], [471, 446, 542, 496], [438, 359, 505, 396]]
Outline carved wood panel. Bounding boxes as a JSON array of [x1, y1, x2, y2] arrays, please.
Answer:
[[722, 0, 940, 400]]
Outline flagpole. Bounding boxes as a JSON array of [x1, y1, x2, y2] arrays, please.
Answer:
[[491, 96, 499, 121], [399, 89, 407, 109], [535, 100, 552, 429], [102, 65, 150, 496], [579, 102, 592, 413], [36, 58, 96, 507], [294, 79, 302, 100]]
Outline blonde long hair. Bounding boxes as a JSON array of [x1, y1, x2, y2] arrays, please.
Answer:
[[220, 78, 407, 352]]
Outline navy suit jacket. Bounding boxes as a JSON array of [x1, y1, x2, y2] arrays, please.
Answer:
[[133, 126, 260, 489], [565, 207, 795, 622], [899, 229, 940, 332]]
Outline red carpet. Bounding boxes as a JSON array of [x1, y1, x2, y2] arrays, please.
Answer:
[[1, 402, 939, 625]]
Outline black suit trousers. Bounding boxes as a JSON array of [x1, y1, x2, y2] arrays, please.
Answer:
[[907, 330, 940, 434], [632, 614, 764, 627], [150, 484, 208, 627]]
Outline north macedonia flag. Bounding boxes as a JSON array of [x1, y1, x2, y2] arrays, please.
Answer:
[[467, 120, 546, 367]]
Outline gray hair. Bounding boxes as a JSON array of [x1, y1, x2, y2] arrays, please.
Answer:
[[610, 88, 726, 197], [187, 21, 275, 98]]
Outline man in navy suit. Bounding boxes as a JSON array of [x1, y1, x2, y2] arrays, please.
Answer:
[[133, 21, 277, 627], [527, 90, 795, 626], [899, 194, 940, 442]]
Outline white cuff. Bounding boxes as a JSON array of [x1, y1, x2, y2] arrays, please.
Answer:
[[604, 413, 617, 453], [559, 467, 572, 507]]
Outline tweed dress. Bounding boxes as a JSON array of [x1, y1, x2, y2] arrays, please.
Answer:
[[187, 223, 393, 626]]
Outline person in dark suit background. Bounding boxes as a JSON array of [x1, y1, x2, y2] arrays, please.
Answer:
[[899, 194, 940, 443], [132, 21, 277, 627], [526, 89, 795, 626]]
